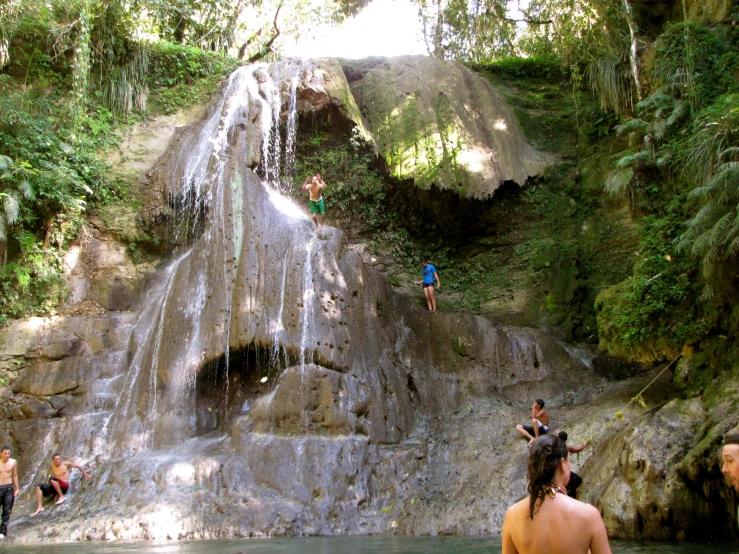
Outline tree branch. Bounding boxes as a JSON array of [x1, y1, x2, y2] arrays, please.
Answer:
[[246, 0, 283, 63]]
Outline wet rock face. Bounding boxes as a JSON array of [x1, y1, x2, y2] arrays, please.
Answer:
[[581, 395, 737, 542]]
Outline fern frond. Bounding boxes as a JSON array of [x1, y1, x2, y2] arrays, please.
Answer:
[[666, 101, 687, 128], [615, 150, 652, 168], [604, 168, 634, 195], [653, 119, 667, 142], [656, 152, 672, 167], [615, 119, 649, 135], [719, 147, 739, 161], [18, 180, 35, 201], [0, 155, 12, 172], [3, 193, 19, 225]]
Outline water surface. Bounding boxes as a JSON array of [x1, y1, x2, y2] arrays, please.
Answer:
[[0, 536, 735, 553]]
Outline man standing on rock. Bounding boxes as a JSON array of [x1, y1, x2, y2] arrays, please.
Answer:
[[515, 399, 549, 444], [0, 446, 20, 539], [303, 173, 327, 230], [413, 260, 441, 312], [722, 428, 739, 493], [31, 453, 92, 516]]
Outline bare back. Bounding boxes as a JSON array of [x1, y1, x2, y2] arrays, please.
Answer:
[[502, 492, 611, 554], [0, 459, 16, 486]]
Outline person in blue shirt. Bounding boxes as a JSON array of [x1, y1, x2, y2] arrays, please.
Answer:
[[413, 260, 441, 312]]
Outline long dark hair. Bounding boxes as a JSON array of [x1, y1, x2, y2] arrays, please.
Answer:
[[527, 433, 569, 519]]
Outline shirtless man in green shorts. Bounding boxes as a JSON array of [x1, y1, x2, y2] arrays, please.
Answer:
[[303, 173, 327, 230]]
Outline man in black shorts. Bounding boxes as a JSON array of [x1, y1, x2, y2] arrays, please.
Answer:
[[31, 453, 92, 516], [515, 399, 549, 444]]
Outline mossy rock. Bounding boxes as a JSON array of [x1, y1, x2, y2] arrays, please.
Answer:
[[341, 56, 545, 199]]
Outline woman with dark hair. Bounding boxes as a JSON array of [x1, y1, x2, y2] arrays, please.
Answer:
[[502, 434, 611, 554]]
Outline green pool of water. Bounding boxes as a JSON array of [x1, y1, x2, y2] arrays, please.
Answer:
[[0, 536, 735, 553]]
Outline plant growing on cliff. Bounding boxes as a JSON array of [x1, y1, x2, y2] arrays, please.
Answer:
[[676, 94, 739, 295], [0, 154, 35, 267]]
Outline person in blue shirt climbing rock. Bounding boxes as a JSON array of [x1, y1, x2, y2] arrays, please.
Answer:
[[413, 260, 441, 312]]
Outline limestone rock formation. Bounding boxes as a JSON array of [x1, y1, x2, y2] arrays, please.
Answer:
[[342, 56, 545, 198]]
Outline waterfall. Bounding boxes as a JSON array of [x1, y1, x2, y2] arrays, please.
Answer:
[[100, 59, 314, 450]]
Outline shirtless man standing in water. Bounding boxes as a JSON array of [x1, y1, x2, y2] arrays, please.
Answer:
[[0, 446, 20, 539], [303, 173, 327, 230], [502, 434, 611, 554], [31, 453, 92, 516]]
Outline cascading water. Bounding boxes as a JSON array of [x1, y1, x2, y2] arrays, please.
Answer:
[[121, 59, 315, 446]]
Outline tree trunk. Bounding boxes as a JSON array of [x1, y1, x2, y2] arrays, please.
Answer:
[[623, 0, 643, 102], [0, 37, 8, 69], [432, 0, 444, 58]]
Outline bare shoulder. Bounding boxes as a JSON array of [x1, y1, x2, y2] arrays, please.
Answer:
[[566, 496, 602, 521], [505, 497, 530, 518]]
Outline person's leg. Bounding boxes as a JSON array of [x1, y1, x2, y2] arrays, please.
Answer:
[[320, 214, 326, 229], [423, 287, 433, 310], [32, 486, 45, 516], [311, 214, 318, 229], [516, 424, 535, 441], [0, 486, 14, 537], [50, 479, 66, 505], [428, 286, 437, 312]]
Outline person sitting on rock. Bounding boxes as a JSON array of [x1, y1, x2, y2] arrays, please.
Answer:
[[515, 399, 549, 444], [413, 260, 441, 312], [31, 453, 92, 516], [502, 433, 611, 554], [303, 173, 327, 230], [558, 431, 588, 498], [722, 428, 739, 493]]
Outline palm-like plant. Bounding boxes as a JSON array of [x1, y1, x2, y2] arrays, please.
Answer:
[[604, 93, 688, 211], [676, 96, 739, 294], [0, 154, 35, 267]]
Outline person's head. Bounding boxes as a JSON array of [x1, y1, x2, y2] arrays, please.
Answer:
[[0, 446, 10, 462], [557, 431, 568, 442], [527, 433, 569, 519], [311, 175, 318, 184], [421, 260, 428, 268], [722, 429, 739, 492], [535, 399, 545, 410], [52, 454, 62, 466]]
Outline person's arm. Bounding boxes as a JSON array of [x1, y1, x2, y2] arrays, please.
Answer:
[[532, 407, 545, 438], [413, 280, 422, 285], [12, 463, 19, 497], [569, 441, 588, 454], [65, 461, 92, 479], [434, 271, 440, 289], [588, 508, 612, 554], [303, 176, 311, 190], [501, 508, 520, 554], [317, 173, 326, 190]]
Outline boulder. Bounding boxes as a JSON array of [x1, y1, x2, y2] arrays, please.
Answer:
[[342, 56, 545, 199]]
